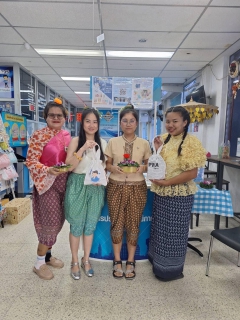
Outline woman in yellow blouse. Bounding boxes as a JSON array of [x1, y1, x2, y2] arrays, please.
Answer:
[[149, 106, 206, 281]]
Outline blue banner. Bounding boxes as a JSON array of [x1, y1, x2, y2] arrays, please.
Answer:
[[99, 109, 119, 141], [90, 189, 154, 260]]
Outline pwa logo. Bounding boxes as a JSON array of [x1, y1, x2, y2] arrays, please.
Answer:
[[148, 163, 159, 168]]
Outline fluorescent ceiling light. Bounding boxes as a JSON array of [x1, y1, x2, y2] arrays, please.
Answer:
[[20, 90, 34, 93], [75, 91, 90, 94], [106, 51, 174, 58], [35, 48, 104, 56], [35, 48, 174, 59], [61, 77, 90, 81]]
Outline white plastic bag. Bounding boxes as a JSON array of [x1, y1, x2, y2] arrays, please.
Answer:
[[147, 136, 166, 180], [84, 144, 107, 186]]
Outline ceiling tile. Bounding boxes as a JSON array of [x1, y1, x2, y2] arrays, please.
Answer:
[[0, 57, 48, 67], [102, 0, 209, 5], [37, 75, 62, 81], [210, 0, 240, 5], [1, 2, 100, 29], [16, 28, 100, 47], [0, 27, 24, 44], [160, 70, 197, 78], [29, 67, 57, 75], [0, 16, 9, 26], [172, 49, 223, 61], [57, 68, 106, 77], [181, 33, 240, 49], [0, 44, 39, 57], [108, 69, 159, 77], [104, 31, 187, 49], [193, 7, 240, 32], [107, 59, 168, 70], [102, 4, 204, 32], [44, 57, 104, 68], [165, 61, 207, 71]]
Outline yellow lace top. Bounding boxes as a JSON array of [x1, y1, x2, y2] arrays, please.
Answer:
[[151, 133, 206, 197]]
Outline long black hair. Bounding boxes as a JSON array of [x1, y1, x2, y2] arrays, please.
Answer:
[[119, 104, 139, 122], [76, 108, 105, 162], [164, 106, 190, 156]]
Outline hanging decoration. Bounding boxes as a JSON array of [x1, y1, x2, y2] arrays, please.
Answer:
[[175, 98, 219, 123], [232, 81, 240, 99], [229, 60, 239, 78]]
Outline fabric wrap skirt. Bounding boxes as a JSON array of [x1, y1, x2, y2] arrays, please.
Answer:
[[32, 173, 68, 247], [148, 193, 194, 279], [64, 173, 105, 237]]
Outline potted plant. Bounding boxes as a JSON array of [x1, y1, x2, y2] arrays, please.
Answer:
[[117, 153, 140, 173], [53, 161, 72, 172]]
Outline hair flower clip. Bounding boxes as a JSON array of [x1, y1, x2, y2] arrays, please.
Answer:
[[54, 97, 63, 105]]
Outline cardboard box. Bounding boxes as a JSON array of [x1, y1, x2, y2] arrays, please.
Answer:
[[1, 198, 10, 206], [4, 198, 31, 224]]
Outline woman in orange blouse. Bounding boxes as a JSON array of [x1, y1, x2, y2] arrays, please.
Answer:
[[25, 99, 71, 280]]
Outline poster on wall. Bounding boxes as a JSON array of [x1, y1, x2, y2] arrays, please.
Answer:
[[92, 77, 113, 108], [1, 112, 27, 147], [91, 76, 158, 109], [113, 77, 132, 106], [0, 101, 15, 113], [0, 67, 14, 99], [99, 109, 119, 141], [131, 78, 153, 106]]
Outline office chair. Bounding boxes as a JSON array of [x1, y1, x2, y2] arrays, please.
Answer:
[[206, 226, 240, 276]]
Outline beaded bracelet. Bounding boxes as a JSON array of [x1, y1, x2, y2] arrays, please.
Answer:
[[73, 152, 82, 161]]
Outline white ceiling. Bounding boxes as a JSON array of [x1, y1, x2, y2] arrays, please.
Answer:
[[1, 0, 240, 107]]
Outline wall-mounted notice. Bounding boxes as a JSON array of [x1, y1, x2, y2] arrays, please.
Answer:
[[132, 78, 153, 106], [92, 77, 113, 107], [0, 67, 14, 99], [113, 77, 132, 106], [91, 76, 158, 109]]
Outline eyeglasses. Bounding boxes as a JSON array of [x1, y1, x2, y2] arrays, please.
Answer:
[[121, 119, 136, 125], [47, 113, 64, 120]]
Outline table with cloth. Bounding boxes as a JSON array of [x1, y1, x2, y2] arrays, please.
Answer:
[[192, 184, 234, 217], [90, 185, 234, 260]]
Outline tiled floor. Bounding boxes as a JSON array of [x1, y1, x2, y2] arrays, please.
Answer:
[[0, 211, 240, 320]]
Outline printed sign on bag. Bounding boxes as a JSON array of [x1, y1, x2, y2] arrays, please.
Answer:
[[147, 136, 166, 180], [84, 144, 107, 186]]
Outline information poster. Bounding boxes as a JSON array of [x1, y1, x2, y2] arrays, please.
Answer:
[[1, 112, 27, 147], [0, 67, 14, 99], [113, 77, 132, 106], [0, 101, 15, 113], [99, 109, 119, 141], [92, 77, 113, 107], [91, 76, 158, 109], [131, 78, 153, 106]]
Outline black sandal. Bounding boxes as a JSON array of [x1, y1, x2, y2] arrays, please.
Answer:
[[125, 261, 136, 280], [113, 260, 124, 279]]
